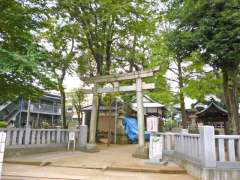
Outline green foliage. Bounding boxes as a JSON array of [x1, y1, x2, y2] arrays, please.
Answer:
[[147, 3, 225, 108], [59, 0, 158, 75], [71, 89, 85, 120], [164, 119, 178, 131], [165, 0, 240, 133], [0, 121, 7, 128], [102, 92, 119, 107], [0, 0, 56, 103], [183, 72, 223, 103], [42, 121, 49, 129], [176, 0, 240, 68], [72, 89, 85, 107]]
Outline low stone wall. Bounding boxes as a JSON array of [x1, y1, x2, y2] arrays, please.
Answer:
[[165, 154, 240, 180], [0, 125, 88, 150], [161, 126, 240, 180], [4, 145, 66, 158]]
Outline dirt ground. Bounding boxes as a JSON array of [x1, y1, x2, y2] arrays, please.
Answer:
[[2, 144, 195, 180]]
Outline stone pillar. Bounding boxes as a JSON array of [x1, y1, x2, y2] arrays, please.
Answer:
[[180, 129, 188, 154], [133, 77, 147, 158], [199, 126, 216, 168], [136, 77, 145, 148], [88, 86, 99, 151], [56, 126, 61, 144], [79, 125, 88, 149], [24, 126, 31, 145], [189, 115, 199, 134]]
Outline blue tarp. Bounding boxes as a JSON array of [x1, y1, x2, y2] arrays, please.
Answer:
[[123, 116, 149, 143]]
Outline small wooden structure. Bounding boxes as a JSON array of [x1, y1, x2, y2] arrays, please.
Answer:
[[81, 95, 166, 137], [196, 100, 228, 134]]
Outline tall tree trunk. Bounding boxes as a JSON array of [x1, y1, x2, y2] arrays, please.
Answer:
[[105, 40, 112, 75], [177, 59, 187, 129], [59, 87, 67, 129], [77, 111, 81, 126], [222, 67, 239, 134]]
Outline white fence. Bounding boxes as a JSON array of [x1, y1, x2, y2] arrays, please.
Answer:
[[161, 126, 240, 169], [0, 126, 87, 149], [0, 132, 6, 177]]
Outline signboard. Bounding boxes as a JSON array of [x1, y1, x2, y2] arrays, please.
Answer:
[[149, 135, 163, 161], [147, 116, 159, 132], [69, 132, 75, 141]]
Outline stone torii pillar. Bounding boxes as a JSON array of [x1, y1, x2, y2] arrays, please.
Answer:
[[88, 86, 99, 150], [136, 77, 145, 148]]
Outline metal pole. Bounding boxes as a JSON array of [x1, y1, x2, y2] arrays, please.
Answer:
[[26, 99, 31, 127]]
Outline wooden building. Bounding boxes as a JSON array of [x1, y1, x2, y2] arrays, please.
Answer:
[[0, 93, 61, 128], [196, 100, 228, 134]]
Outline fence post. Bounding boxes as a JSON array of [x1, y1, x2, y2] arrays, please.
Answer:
[[166, 133, 171, 152], [79, 125, 88, 148], [6, 129, 11, 146], [56, 127, 61, 144], [199, 126, 216, 168], [24, 126, 31, 145], [180, 129, 188, 154]]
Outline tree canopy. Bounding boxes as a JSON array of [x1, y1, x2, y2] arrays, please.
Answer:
[[163, 0, 240, 133], [0, 0, 55, 103]]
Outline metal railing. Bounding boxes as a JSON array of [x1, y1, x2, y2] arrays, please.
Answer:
[[22, 102, 61, 115]]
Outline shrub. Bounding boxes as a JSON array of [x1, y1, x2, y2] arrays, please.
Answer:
[[0, 121, 8, 128], [42, 121, 49, 129]]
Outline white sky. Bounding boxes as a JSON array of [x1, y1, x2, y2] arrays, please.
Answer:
[[63, 74, 82, 90]]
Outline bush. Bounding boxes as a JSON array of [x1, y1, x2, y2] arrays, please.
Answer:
[[42, 121, 49, 129], [164, 119, 178, 131], [0, 121, 8, 128]]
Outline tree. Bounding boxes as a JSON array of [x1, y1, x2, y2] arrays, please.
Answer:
[[164, 31, 223, 128], [71, 89, 85, 125], [0, 0, 55, 103], [166, 0, 240, 134], [59, 0, 157, 76], [148, 29, 223, 128], [57, 0, 157, 136], [38, 11, 81, 128]]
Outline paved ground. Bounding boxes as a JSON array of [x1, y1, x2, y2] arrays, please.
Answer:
[[2, 164, 195, 180], [2, 144, 195, 180]]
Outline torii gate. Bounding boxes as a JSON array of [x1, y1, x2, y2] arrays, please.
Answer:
[[81, 67, 159, 156]]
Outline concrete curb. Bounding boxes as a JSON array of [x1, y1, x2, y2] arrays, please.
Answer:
[[109, 166, 187, 174], [2, 174, 86, 180], [4, 160, 187, 174], [50, 164, 187, 174], [4, 160, 51, 166]]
